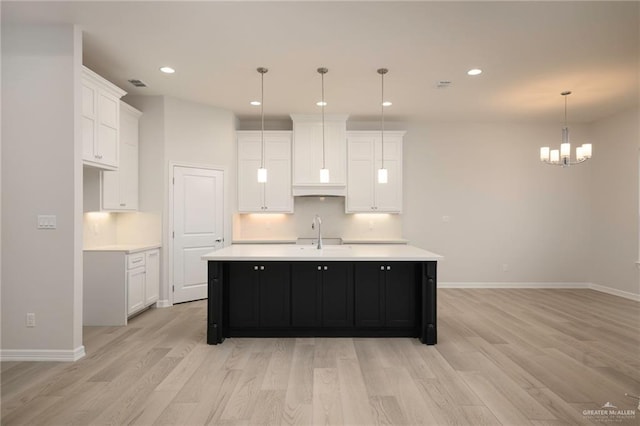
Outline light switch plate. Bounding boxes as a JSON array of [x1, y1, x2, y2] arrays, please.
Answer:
[[37, 215, 57, 229]]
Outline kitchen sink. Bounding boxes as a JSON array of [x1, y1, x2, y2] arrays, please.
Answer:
[[296, 237, 343, 246], [297, 245, 352, 251]]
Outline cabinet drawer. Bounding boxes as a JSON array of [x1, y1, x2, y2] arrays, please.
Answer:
[[127, 253, 146, 269]]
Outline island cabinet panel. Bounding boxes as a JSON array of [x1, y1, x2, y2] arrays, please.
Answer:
[[321, 263, 354, 327], [354, 262, 418, 328], [228, 262, 290, 328], [354, 263, 386, 327], [291, 262, 353, 327], [228, 263, 260, 328], [291, 264, 322, 327], [385, 263, 419, 327], [258, 263, 291, 327]]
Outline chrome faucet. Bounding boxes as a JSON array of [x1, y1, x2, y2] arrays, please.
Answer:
[[311, 214, 323, 249]]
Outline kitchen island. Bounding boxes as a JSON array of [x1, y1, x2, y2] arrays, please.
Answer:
[[202, 244, 442, 345]]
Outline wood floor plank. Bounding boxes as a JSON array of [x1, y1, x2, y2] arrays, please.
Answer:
[[312, 367, 344, 426], [337, 358, 375, 425]]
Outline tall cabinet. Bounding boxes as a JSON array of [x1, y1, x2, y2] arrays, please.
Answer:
[[81, 66, 126, 170], [237, 131, 293, 213], [346, 131, 404, 213]]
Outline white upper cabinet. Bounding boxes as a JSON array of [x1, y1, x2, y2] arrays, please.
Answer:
[[346, 131, 405, 213], [101, 102, 141, 211], [82, 66, 126, 170], [291, 114, 348, 196], [237, 131, 293, 213]]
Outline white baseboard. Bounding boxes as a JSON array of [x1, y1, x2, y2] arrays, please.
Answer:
[[439, 282, 589, 289], [588, 283, 640, 302], [0, 345, 86, 362], [439, 282, 640, 302], [156, 299, 171, 308]]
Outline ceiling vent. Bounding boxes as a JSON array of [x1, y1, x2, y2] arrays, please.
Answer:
[[436, 80, 452, 89], [128, 79, 147, 88]]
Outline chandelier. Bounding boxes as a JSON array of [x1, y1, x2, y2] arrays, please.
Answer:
[[540, 91, 592, 167]]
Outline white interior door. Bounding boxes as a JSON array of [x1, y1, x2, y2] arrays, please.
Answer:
[[172, 166, 224, 304]]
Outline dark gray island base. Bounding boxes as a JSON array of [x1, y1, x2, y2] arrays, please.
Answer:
[[207, 260, 437, 345]]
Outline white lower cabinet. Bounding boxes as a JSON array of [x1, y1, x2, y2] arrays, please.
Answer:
[[84, 247, 161, 325]]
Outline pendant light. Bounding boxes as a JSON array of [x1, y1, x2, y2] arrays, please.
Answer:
[[318, 67, 330, 183], [377, 68, 389, 184], [257, 67, 268, 182], [540, 91, 592, 167]]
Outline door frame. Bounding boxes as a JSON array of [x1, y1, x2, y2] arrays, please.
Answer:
[[167, 161, 229, 306]]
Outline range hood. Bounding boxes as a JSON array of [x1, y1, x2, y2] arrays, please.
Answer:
[[292, 184, 346, 197], [291, 114, 348, 197]]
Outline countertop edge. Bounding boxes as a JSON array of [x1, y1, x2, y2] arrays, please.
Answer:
[[84, 244, 162, 254]]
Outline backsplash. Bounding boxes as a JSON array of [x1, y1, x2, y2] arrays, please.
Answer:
[[233, 197, 403, 241], [83, 211, 161, 248]]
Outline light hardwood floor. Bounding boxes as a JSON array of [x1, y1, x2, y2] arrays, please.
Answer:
[[2, 289, 639, 425]]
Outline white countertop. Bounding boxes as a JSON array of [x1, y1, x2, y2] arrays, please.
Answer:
[[84, 244, 161, 254], [202, 244, 442, 262]]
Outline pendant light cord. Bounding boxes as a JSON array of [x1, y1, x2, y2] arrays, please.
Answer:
[[377, 68, 388, 170], [321, 70, 326, 169], [381, 70, 385, 170], [261, 70, 265, 169], [257, 67, 268, 171]]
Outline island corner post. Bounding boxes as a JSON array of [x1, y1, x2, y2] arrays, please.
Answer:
[[207, 260, 437, 345]]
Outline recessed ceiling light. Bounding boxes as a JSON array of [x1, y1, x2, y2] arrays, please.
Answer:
[[316, 101, 327, 106], [382, 101, 392, 107], [467, 68, 482, 76], [250, 101, 261, 106], [160, 66, 175, 74]]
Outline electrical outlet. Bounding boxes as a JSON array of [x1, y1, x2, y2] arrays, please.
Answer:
[[26, 313, 36, 327]]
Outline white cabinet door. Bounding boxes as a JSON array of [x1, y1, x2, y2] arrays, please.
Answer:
[[346, 135, 376, 212], [237, 136, 265, 212], [237, 131, 292, 213], [97, 93, 119, 168], [82, 82, 98, 162], [263, 133, 293, 212], [291, 115, 348, 187], [127, 266, 146, 315], [145, 249, 160, 305], [81, 66, 126, 170], [346, 131, 404, 213], [102, 102, 140, 211], [374, 135, 403, 212]]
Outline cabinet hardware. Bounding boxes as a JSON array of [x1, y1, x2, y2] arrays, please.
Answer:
[[215, 238, 223, 243], [120, 203, 126, 207], [132, 258, 143, 263]]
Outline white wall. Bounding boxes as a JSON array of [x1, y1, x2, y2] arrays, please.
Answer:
[[403, 122, 592, 284], [1, 24, 84, 359], [590, 107, 640, 297]]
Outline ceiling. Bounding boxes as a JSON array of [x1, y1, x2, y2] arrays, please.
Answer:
[[3, 1, 639, 123]]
